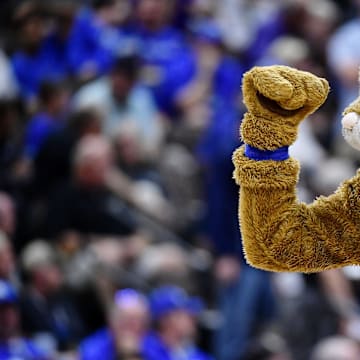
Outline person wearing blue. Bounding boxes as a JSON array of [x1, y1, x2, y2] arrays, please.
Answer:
[[79, 289, 150, 360], [12, 3, 69, 103], [143, 286, 212, 360], [195, 27, 277, 359], [135, 0, 197, 117], [0, 280, 48, 360], [24, 81, 69, 160], [67, 0, 138, 81]]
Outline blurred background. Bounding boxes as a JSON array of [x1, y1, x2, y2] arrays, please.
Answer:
[[1, 0, 360, 359]]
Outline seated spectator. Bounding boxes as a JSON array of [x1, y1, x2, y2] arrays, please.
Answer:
[[0, 100, 27, 192], [135, 0, 198, 117], [143, 286, 211, 360], [135, 243, 190, 289], [0, 280, 47, 359], [67, 0, 136, 81], [12, 1, 69, 104], [311, 336, 360, 360], [0, 193, 16, 239], [20, 240, 85, 352], [0, 232, 17, 285], [328, 2, 360, 117], [34, 108, 102, 196], [0, 49, 18, 100], [79, 289, 149, 360], [24, 80, 69, 160], [47, 135, 137, 239], [74, 56, 163, 156]]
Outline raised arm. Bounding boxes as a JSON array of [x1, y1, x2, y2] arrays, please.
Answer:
[[233, 65, 360, 273]]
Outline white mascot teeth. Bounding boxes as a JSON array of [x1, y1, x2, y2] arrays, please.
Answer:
[[342, 112, 360, 151]]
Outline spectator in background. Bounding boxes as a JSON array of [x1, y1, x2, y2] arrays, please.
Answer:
[[328, 0, 360, 122], [80, 289, 149, 360], [135, 0, 198, 117], [34, 108, 102, 196], [311, 336, 360, 360], [47, 135, 137, 239], [75, 55, 164, 157], [143, 286, 211, 360], [0, 232, 17, 286], [0, 280, 47, 360], [12, 1, 69, 106], [0, 100, 26, 193], [20, 240, 85, 352], [0, 50, 18, 100], [0, 193, 16, 239], [67, 0, 136, 82], [24, 80, 70, 160]]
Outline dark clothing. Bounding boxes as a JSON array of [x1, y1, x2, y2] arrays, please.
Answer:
[[24, 112, 63, 159], [20, 289, 85, 351], [47, 183, 136, 238], [33, 128, 76, 196]]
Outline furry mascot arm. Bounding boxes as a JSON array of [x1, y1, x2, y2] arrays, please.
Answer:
[[233, 65, 360, 273]]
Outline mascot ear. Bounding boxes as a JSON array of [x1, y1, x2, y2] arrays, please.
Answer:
[[341, 68, 360, 151]]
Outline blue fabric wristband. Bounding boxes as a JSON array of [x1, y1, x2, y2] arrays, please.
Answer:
[[245, 144, 289, 161]]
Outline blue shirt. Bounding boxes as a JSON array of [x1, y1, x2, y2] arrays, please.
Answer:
[[142, 333, 212, 360], [197, 58, 244, 257], [79, 329, 116, 360], [67, 9, 138, 77], [137, 26, 197, 116], [12, 33, 68, 100], [24, 113, 63, 159], [0, 338, 47, 360]]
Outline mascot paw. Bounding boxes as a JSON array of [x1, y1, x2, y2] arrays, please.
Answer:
[[241, 65, 329, 150]]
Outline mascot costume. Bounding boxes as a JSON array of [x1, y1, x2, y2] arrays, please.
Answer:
[[233, 65, 360, 273]]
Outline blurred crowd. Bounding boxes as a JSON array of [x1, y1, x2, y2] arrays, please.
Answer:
[[2, 0, 360, 359]]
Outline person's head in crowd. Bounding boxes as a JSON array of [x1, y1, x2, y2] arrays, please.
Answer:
[[0, 232, 15, 282], [14, 1, 48, 50], [262, 36, 311, 70], [50, 1, 78, 40], [150, 286, 202, 345], [136, 0, 175, 31], [110, 56, 140, 103], [112, 121, 144, 167], [311, 336, 360, 360], [0, 193, 16, 237], [302, 0, 339, 47], [190, 19, 223, 72], [0, 281, 20, 341], [93, 0, 132, 26], [22, 240, 63, 297], [101, 289, 150, 359], [38, 80, 70, 118], [73, 135, 113, 188], [243, 332, 291, 360], [109, 289, 149, 340], [68, 108, 102, 138], [136, 243, 190, 288]]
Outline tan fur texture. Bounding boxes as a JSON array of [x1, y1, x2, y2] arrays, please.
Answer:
[[241, 65, 329, 150], [233, 65, 360, 273]]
